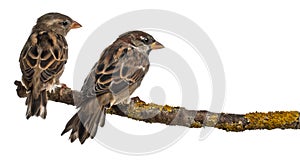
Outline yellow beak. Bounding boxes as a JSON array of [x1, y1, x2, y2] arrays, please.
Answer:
[[150, 41, 164, 50]]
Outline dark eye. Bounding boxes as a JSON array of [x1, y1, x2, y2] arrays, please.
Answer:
[[62, 21, 69, 26], [140, 36, 149, 44]]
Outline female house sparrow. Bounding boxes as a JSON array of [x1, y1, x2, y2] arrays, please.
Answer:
[[61, 31, 164, 144], [19, 13, 81, 119]]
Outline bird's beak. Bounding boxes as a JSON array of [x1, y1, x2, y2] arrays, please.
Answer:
[[70, 21, 82, 29], [150, 41, 164, 50]]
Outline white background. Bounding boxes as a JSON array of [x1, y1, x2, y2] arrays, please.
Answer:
[[2, 0, 300, 160]]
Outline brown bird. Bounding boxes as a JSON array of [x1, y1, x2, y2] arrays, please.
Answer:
[[61, 30, 164, 144], [19, 13, 81, 119]]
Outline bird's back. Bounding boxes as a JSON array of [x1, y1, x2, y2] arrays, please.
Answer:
[[80, 40, 150, 105], [20, 30, 68, 95]]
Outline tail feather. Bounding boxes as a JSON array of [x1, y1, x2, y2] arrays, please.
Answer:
[[26, 90, 47, 119], [61, 98, 106, 144], [99, 107, 106, 127], [78, 122, 90, 144]]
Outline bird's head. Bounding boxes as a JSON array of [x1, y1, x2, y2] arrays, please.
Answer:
[[34, 12, 82, 36], [118, 30, 164, 54]]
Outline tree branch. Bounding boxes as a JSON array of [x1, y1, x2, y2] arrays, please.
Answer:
[[14, 80, 300, 131]]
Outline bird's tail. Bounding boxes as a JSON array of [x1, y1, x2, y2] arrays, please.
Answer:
[[61, 98, 106, 144], [26, 90, 47, 119]]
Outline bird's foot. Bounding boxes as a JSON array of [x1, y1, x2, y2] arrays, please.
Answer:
[[49, 85, 58, 93], [59, 83, 68, 96], [49, 83, 68, 96], [131, 96, 144, 104]]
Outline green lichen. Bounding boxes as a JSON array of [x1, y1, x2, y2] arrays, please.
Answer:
[[190, 121, 202, 128], [245, 111, 299, 130], [162, 105, 174, 112], [127, 102, 163, 120], [216, 121, 245, 132]]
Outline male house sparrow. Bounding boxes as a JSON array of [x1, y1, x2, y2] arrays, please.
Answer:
[[61, 31, 164, 144], [19, 13, 81, 119]]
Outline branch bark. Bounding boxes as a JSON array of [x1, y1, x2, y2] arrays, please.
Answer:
[[14, 80, 300, 131]]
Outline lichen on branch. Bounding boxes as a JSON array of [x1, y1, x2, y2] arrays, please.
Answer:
[[14, 80, 300, 131]]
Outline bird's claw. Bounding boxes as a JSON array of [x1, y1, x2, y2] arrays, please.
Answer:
[[59, 83, 68, 96], [49, 85, 58, 93], [131, 96, 144, 104]]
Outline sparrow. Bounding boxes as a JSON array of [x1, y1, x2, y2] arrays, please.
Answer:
[[61, 30, 164, 144], [19, 13, 81, 119]]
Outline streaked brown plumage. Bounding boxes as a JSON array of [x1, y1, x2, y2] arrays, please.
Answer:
[[19, 13, 81, 119], [61, 31, 164, 144]]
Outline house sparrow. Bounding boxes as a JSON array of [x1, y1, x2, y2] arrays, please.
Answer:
[[19, 13, 81, 119], [61, 30, 164, 144]]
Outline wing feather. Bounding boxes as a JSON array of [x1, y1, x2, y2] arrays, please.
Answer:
[[19, 31, 67, 90], [80, 41, 149, 102]]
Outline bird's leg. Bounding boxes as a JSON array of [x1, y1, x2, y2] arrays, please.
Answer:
[[49, 83, 68, 96], [118, 97, 131, 106], [115, 96, 143, 110], [49, 84, 58, 93]]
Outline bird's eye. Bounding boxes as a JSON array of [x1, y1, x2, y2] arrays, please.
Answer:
[[62, 21, 69, 26], [140, 36, 149, 44]]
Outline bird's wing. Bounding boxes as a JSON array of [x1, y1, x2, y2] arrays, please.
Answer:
[[81, 42, 149, 100], [20, 31, 68, 91]]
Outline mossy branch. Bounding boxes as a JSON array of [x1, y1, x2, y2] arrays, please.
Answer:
[[14, 80, 300, 131]]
